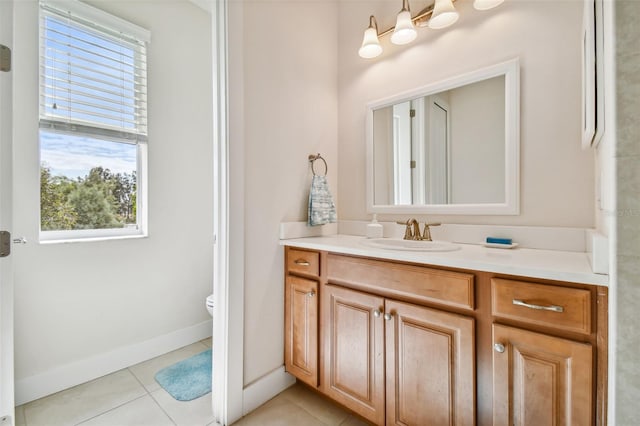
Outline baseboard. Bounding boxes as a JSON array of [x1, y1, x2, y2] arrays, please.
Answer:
[[15, 320, 213, 406], [242, 366, 295, 416]]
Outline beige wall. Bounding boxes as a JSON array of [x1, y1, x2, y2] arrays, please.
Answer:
[[338, 0, 595, 227], [13, 0, 213, 383], [449, 77, 505, 204], [614, 1, 640, 423], [231, 0, 338, 386]]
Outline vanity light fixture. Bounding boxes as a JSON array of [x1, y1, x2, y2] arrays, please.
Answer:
[[473, 0, 505, 11], [358, 0, 505, 59], [358, 16, 383, 59], [391, 0, 417, 45], [429, 0, 459, 29]]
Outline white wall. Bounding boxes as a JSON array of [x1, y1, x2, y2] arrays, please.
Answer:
[[230, 0, 338, 386], [12, 0, 214, 399], [338, 0, 595, 227]]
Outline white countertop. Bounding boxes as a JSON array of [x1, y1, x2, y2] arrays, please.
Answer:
[[280, 235, 608, 286]]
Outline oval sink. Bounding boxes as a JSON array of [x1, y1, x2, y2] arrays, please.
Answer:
[[362, 238, 460, 252]]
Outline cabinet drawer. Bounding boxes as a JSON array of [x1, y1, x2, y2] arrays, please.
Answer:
[[491, 278, 592, 335], [287, 248, 320, 277], [327, 254, 474, 310]]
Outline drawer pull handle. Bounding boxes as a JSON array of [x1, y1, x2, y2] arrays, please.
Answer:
[[512, 299, 564, 313], [294, 259, 311, 266]]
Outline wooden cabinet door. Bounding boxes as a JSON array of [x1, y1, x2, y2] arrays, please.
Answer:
[[385, 300, 475, 426], [322, 284, 385, 425], [492, 324, 593, 426], [285, 276, 318, 387]]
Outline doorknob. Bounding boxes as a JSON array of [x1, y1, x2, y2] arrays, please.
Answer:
[[13, 237, 27, 244]]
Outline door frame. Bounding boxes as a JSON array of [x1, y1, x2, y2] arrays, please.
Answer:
[[0, 0, 15, 422], [208, 0, 245, 424]]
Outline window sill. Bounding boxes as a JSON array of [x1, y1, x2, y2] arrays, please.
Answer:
[[40, 233, 148, 245]]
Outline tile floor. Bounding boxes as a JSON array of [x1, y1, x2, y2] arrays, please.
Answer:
[[15, 339, 371, 426]]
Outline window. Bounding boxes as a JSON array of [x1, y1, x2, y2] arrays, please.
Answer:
[[39, 1, 149, 241]]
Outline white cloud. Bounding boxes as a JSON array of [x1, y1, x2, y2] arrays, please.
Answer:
[[40, 132, 137, 179]]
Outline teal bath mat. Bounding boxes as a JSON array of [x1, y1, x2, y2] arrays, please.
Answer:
[[155, 349, 212, 401]]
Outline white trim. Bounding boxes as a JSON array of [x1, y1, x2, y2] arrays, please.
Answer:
[[0, 0, 15, 421], [15, 320, 212, 406], [211, 0, 245, 425], [366, 58, 520, 215], [581, 0, 596, 149], [242, 367, 295, 416], [39, 228, 146, 243]]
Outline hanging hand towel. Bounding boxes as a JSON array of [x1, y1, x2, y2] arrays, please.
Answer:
[[308, 175, 337, 226]]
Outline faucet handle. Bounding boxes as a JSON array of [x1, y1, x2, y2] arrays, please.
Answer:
[[422, 222, 441, 241], [396, 220, 414, 240]]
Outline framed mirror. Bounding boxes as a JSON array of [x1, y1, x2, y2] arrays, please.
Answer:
[[366, 58, 520, 215]]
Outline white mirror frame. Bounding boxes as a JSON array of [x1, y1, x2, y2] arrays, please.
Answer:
[[366, 58, 520, 215]]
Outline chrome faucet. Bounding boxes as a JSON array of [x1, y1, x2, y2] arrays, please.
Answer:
[[397, 219, 442, 241]]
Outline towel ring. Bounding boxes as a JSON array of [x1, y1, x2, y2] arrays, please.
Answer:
[[308, 153, 328, 176]]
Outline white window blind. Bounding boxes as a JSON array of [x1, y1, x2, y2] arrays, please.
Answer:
[[39, 1, 150, 142]]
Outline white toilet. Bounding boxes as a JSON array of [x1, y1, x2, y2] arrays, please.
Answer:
[[206, 294, 214, 317]]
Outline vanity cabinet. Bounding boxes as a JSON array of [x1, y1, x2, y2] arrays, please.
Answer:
[[283, 246, 608, 426], [321, 254, 476, 426], [492, 324, 592, 425], [320, 284, 476, 426], [284, 248, 320, 387], [491, 278, 595, 426], [320, 284, 385, 424]]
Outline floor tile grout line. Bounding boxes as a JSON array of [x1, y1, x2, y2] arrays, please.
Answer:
[[128, 366, 153, 396], [147, 390, 178, 426], [127, 365, 178, 425], [279, 390, 349, 426], [71, 393, 149, 426], [23, 341, 214, 426]]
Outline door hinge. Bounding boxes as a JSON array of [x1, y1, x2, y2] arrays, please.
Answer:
[[0, 231, 10, 257], [410, 160, 416, 169], [0, 44, 11, 72], [409, 109, 416, 118]]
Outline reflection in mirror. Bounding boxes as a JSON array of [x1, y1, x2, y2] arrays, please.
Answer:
[[367, 59, 519, 215], [373, 76, 505, 205]]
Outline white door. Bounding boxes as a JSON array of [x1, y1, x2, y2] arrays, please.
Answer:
[[428, 99, 450, 204], [392, 101, 412, 204], [0, 0, 15, 423]]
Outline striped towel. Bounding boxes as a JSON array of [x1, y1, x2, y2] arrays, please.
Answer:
[[308, 175, 337, 226]]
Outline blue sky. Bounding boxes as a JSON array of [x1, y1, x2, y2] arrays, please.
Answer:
[[40, 12, 140, 181], [41, 131, 136, 179]]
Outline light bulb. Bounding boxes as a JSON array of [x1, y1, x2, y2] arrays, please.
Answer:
[[429, 0, 459, 29], [391, 8, 417, 45], [473, 0, 504, 10], [358, 16, 383, 59]]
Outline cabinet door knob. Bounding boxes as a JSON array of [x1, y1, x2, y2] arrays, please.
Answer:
[[373, 309, 381, 318], [494, 343, 505, 353], [384, 312, 393, 321], [307, 291, 315, 297]]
